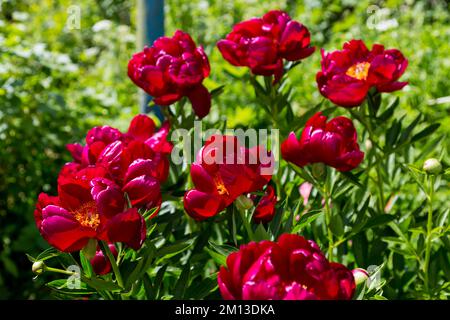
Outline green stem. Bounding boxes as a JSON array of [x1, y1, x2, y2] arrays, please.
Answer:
[[45, 267, 77, 276], [322, 183, 334, 260], [99, 241, 124, 289], [423, 174, 435, 296], [236, 205, 255, 241], [350, 106, 385, 212]]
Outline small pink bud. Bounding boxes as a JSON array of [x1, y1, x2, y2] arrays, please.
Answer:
[[352, 268, 369, 286]]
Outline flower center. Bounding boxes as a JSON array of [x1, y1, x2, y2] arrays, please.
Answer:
[[73, 201, 100, 230], [346, 61, 370, 80], [214, 175, 229, 196]]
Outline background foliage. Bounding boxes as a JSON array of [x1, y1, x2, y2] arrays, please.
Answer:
[[0, 0, 449, 299]]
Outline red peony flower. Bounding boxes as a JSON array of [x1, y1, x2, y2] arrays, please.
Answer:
[[281, 112, 364, 171], [90, 244, 118, 275], [128, 30, 211, 118], [217, 10, 314, 83], [35, 115, 171, 252], [252, 185, 277, 224], [316, 39, 408, 107], [218, 234, 355, 300], [183, 135, 273, 221], [35, 167, 146, 252]]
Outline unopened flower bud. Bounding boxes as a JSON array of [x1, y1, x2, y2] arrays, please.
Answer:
[[423, 158, 442, 175], [352, 268, 369, 286], [81, 238, 98, 260], [365, 139, 373, 152], [312, 163, 326, 180], [235, 195, 254, 211], [32, 261, 46, 275]]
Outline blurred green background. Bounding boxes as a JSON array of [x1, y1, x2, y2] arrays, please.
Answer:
[[0, 0, 448, 299]]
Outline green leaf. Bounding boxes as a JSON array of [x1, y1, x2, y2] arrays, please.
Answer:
[[36, 247, 61, 262], [411, 123, 440, 143], [185, 274, 218, 299], [397, 114, 421, 145], [292, 210, 322, 233], [79, 251, 93, 279], [208, 241, 238, 258], [210, 85, 225, 98], [340, 171, 363, 188], [174, 264, 191, 299], [330, 213, 345, 237], [125, 241, 156, 289], [204, 247, 227, 266], [253, 223, 270, 241], [46, 279, 96, 295], [153, 265, 168, 299], [155, 238, 194, 264], [363, 214, 396, 230], [385, 118, 402, 149], [377, 97, 398, 121], [81, 275, 122, 291]]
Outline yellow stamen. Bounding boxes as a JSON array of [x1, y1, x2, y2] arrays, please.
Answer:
[[73, 201, 100, 230], [346, 62, 370, 80], [214, 175, 229, 196]]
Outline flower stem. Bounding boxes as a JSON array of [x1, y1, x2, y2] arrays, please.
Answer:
[[45, 267, 77, 276], [423, 174, 435, 296], [99, 241, 124, 289], [236, 205, 255, 241], [322, 183, 334, 260], [350, 105, 385, 212]]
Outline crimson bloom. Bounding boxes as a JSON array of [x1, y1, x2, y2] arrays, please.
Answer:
[[184, 135, 273, 221], [128, 30, 211, 118], [90, 244, 118, 275], [218, 234, 355, 300], [35, 167, 146, 252], [252, 185, 277, 224], [35, 115, 171, 252], [217, 10, 314, 82], [317, 39, 408, 107], [66, 114, 172, 211], [281, 112, 364, 171]]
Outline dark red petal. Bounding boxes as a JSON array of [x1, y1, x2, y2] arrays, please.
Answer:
[[145, 121, 173, 154], [317, 73, 370, 108], [90, 178, 125, 218], [34, 193, 59, 230], [217, 40, 242, 66], [281, 132, 307, 167], [187, 84, 211, 119], [66, 143, 84, 163], [90, 244, 118, 275], [122, 175, 161, 208], [376, 81, 408, 93], [153, 93, 182, 106], [40, 205, 94, 252], [106, 208, 146, 250], [183, 190, 224, 221], [127, 114, 156, 141]]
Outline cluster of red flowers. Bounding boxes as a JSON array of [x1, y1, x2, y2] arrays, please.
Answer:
[[35, 9, 408, 300], [218, 234, 355, 300], [34, 115, 172, 255]]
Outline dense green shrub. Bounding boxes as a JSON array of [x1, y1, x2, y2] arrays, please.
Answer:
[[0, 0, 448, 299]]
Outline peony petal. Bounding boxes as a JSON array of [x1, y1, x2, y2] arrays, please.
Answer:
[[90, 178, 125, 218], [122, 175, 161, 208], [41, 205, 95, 252], [187, 84, 211, 119], [127, 114, 156, 141], [105, 208, 146, 250], [183, 189, 224, 221]]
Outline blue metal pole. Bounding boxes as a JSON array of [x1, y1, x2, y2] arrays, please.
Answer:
[[137, 0, 164, 120]]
